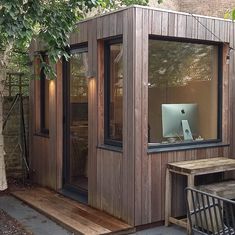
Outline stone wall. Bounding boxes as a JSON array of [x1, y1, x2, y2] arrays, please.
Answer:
[[3, 97, 29, 178]]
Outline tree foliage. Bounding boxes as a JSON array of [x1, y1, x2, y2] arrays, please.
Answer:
[[149, 40, 215, 88], [0, 0, 163, 77], [224, 8, 235, 20]]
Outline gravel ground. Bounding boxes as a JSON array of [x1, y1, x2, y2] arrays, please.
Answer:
[[0, 209, 33, 235], [0, 178, 34, 235]]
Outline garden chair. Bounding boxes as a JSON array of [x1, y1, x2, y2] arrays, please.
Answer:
[[186, 187, 235, 235]]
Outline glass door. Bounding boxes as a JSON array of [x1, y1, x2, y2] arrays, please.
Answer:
[[64, 46, 88, 195]]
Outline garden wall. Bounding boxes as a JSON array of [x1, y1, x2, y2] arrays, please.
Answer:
[[149, 0, 235, 18], [3, 97, 29, 178]]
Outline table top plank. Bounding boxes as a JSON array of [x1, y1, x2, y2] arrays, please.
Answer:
[[167, 157, 235, 175]]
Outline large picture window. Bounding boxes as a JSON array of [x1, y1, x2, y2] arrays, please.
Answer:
[[104, 38, 123, 146], [148, 38, 222, 147]]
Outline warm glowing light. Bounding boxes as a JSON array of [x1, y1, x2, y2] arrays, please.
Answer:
[[49, 79, 56, 95], [88, 77, 96, 96]]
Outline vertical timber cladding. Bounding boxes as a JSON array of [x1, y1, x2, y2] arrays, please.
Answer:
[[30, 52, 56, 189], [67, 6, 232, 225], [132, 6, 232, 224], [68, 9, 137, 225]]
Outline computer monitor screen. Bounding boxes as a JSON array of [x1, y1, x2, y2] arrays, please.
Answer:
[[162, 103, 198, 138]]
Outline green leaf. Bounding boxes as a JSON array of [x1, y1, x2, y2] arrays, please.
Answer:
[[1, 0, 155, 81], [232, 9, 235, 20], [224, 10, 230, 19]]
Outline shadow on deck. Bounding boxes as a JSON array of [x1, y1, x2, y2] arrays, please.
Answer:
[[11, 187, 135, 235]]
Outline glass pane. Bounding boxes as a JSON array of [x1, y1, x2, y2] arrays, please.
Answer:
[[148, 39, 219, 145], [44, 78, 50, 131], [69, 49, 88, 191], [40, 56, 49, 133], [108, 43, 123, 141]]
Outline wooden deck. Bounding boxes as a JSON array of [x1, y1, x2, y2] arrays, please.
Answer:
[[11, 187, 134, 235]]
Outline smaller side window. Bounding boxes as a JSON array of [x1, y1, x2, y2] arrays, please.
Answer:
[[34, 53, 50, 135], [40, 53, 50, 135], [104, 38, 123, 146]]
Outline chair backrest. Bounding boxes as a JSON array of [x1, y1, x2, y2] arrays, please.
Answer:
[[185, 187, 235, 235]]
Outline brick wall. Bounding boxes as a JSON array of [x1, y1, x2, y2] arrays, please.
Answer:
[[149, 0, 179, 11], [149, 0, 235, 18], [178, 0, 235, 18], [3, 97, 29, 178]]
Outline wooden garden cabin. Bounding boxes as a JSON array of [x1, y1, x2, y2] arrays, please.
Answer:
[[29, 5, 235, 226]]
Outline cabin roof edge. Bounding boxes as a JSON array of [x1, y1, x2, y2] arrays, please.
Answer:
[[76, 4, 234, 26]]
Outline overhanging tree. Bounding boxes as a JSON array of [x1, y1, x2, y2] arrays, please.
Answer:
[[1, 0, 167, 190]]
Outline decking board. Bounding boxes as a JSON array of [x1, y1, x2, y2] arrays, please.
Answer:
[[11, 187, 134, 235]]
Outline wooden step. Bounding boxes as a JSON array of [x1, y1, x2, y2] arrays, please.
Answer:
[[11, 187, 134, 235]]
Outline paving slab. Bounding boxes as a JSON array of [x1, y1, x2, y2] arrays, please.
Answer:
[[0, 196, 72, 235], [135, 225, 187, 235], [0, 195, 187, 235]]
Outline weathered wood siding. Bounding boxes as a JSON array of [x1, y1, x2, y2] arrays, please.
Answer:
[[29, 64, 61, 189], [30, 8, 137, 224], [132, 7, 232, 225], [29, 6, 234, 226]]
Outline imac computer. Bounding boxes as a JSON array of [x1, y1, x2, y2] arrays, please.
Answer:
[[162, 103, 198, 141]]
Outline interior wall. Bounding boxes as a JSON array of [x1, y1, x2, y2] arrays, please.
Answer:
[[149, 80, 218, 142]]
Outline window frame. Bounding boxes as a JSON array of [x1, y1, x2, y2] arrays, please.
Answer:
[[147, 35, 224, 151], [104, 37, 123, 147]]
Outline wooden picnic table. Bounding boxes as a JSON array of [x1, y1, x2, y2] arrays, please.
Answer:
[[165, 157, 235, 229]]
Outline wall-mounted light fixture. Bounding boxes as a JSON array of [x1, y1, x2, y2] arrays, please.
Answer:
[[86, 71, 95, 79], [226, 47, 233, 65], [226, 52, 230, 65]]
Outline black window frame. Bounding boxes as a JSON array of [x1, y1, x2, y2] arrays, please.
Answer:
[[104, 37, 123, 147], [39, 52, 49, 135], [147, 35, 224, 151]]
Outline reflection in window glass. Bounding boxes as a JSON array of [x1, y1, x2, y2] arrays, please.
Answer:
[[69, 49, 88, 191], [40, 54, 49, 134], [42, 77, 50, 132], [105, 42, 123, 143], [70, 52, 88, 99], [148, 39, 219, 145]]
